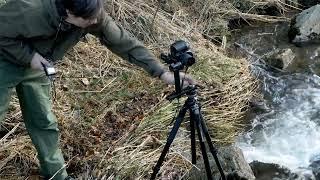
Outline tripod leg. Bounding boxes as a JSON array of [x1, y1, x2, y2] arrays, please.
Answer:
[[194, 114, 213, 180], [199, 113, 226, 180], [150, 106, 188, 180], [189, 110, 197, 164]]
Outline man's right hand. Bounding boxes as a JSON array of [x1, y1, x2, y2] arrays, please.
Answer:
[[30, 52, 50, 71], [160, 71, 196, 87]]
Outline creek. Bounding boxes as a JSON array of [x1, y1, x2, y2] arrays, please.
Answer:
[[233, 21, 320, 179]]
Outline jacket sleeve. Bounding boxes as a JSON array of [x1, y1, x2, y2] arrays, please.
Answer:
[[89, 13, 165, 77], [0, 0, 42, 66]]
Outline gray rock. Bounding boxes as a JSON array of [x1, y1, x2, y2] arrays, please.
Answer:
[[289, 5, 320, 45], [250, 161, 315, 180], [186, 145, 255, 180], [265, 48, 295, 70], [219, 146, 255, 180], [250, 161, 292, 180]]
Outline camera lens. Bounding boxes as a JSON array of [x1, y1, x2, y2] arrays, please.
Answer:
[[179, 52, 195, 67]]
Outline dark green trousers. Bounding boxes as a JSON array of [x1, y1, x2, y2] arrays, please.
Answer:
[[0, 59, 67, 180]]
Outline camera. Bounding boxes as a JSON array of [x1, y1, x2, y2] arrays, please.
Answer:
[[161, 40, 195, 70]]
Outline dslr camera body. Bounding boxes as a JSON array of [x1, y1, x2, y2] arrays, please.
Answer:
[[161, 40, 195, 71]]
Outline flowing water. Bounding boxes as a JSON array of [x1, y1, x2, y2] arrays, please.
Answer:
[[233, 22, 320, 179]]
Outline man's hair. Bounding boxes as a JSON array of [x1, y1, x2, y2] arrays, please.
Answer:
[[61, 0, 103, 19]]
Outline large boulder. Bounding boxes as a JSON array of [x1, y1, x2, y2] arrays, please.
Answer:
[[289, 5, 320, 45], [219, 146, 256, 180], [187, 145, 255, 180]]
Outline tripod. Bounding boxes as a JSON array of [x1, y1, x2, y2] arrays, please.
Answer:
[[151, 40, 226, 179], [150, 84, 226, 180]]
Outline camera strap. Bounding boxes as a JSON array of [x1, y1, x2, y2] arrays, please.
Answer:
[[46, 18, 63, 102], [49, 76, 57, 102], [170, 67, 189, 124], [181, 67, 189, 89]]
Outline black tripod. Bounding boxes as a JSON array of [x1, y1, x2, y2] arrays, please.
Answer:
[[150, 72, 226, 180]]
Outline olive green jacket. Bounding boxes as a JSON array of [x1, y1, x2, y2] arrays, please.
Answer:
[[0, 0, 164, 77]]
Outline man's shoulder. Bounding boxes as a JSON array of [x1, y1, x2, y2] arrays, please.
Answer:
[[0, 0, 57, 35], [4, 0, 43, 9], [0, 0, 44, 15]]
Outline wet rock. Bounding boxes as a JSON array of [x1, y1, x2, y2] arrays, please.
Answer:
[[250, 161, 291, 179], [248, 98, 271, 116], [265, 48, 295, 70], [309, 47, 320, 75], [309, 154, 320, 179], [286, 0, 319, 9], [250, 161, 315, 180], [298, 0, 320, 8], [219, 146, 255, 180], [187, 145, 255, 180], [310, 47, 320, 60], [289, 5, 320, 45]]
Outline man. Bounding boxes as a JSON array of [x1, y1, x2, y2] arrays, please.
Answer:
[[0, 0, 194, 179]]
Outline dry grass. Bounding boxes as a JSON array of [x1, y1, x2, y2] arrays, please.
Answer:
[[90, 41, 258, 179], [0, 0, 299, 179]]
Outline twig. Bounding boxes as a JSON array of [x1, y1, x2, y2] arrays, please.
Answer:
[[71, 77, 117, 93], [0, 123, 20, 143]]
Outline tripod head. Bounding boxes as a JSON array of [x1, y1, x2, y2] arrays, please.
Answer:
[[166, 85, 198, 101], [161, 40, 196, 99]]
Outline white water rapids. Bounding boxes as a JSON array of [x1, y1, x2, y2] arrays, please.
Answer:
[[237, 73, 320, 178], [230, 20, 320, 178]]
